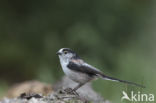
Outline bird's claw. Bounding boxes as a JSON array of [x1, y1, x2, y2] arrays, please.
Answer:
[[64, 88, 79, 96]]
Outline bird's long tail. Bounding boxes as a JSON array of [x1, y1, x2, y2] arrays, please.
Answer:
[[98, 73, 145, 88]]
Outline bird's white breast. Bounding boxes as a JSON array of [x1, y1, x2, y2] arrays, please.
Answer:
[[60, 60, 70, 75]]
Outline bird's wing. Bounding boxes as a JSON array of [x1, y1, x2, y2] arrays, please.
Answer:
[[67, 60, 102, 77]]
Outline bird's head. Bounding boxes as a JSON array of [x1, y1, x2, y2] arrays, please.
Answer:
[[56, 48, 79, 62]]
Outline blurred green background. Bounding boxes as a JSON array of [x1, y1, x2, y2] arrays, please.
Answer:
[[0, 0, 155, 102]]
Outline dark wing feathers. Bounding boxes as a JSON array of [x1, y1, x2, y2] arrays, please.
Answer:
[[67, 61, 101, 76]]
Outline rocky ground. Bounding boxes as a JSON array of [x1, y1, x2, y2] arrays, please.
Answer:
[[0, 76, 111, 103]]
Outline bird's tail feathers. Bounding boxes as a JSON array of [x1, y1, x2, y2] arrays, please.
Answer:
[[97, 74, 145, 88]]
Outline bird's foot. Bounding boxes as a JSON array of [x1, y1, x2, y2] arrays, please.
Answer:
[[64, 88, 79, 96]]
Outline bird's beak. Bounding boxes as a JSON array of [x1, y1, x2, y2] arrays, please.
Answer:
[[56, 51, 61, 55]]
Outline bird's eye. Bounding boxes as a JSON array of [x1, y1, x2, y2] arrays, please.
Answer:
[[64, 51, 68, 54]]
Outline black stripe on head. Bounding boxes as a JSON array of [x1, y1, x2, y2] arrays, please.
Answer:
[[62, 48, 75, 53], [62, 48, 80, 59]]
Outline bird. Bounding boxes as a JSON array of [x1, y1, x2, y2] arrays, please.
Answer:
[[56, 48, 145, 92]]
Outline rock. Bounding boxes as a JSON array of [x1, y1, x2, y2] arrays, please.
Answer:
[[1, 76, 111, 103], [0, 91, 88, 103], [6, 81, 52, 98]]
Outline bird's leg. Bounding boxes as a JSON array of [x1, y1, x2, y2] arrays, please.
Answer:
[[64, 83, 85, 96], [71, 83, 85, 96], [73, 83, 84, 91]]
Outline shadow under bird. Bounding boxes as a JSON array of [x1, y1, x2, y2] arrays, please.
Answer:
[[56, 48, 145, 91]]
